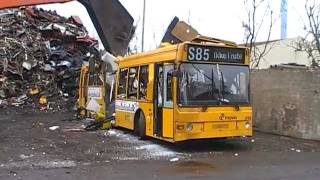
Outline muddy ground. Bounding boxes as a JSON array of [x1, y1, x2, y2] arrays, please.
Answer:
[[0, 108, 320, 180]]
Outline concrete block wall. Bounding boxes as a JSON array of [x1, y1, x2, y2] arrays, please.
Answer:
[[251, 69, 320, 140]]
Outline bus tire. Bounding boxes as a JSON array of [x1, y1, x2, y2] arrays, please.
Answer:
[[134, 111, 140, 135], [138, 111, 146, 140]]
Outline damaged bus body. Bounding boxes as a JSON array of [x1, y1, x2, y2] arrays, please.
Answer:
[[115, 36, 252, 142]]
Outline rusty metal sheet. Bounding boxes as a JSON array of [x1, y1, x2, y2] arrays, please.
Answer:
[[161, 16, 198, 44]]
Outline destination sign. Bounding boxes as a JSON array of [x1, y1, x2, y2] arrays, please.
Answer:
[[187, 44, 245, 63]]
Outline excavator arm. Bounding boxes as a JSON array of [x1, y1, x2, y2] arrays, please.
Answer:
[[0, 0, 72, 9], [0, 0, 134, 56]]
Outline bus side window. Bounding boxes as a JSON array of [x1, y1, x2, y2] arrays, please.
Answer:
[[127, 67, 139, 99], [139, 65, 148, 100], [117, 68, 128, 99], [167, 73, 173, 101], [163, 64, 174, 108]]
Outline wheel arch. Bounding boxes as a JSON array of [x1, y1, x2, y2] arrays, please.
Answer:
[[134, 108, 142, 131]]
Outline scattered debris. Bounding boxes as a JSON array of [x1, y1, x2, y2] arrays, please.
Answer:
[[19, 154, 34, 159], [0, 7, 98, 111], [39, 96, 48, 106], [62, 128, 85, 132], [170, 157, 179, 162], [290, 148, 302, 152], [0, 99, 8, 108], [9, 170, 17, 176], [113, 157, 139, 161], [29, 85, 40, 95], [135, 144, 176, 157], [102, 129, 179, 160], [49, 126, 60, 131], [32, 121, 44, 128], [2, 160, 77, 169], [106, 129, 117, 136]]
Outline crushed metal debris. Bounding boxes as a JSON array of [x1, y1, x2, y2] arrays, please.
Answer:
[[0, 7, 98, 110]]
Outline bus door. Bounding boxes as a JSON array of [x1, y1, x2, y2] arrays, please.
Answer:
[[154, 63, 174, 138]]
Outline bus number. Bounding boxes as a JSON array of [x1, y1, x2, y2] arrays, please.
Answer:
[[188, 47, 210, 61]]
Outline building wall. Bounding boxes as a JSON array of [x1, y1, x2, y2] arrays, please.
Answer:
[[254, 38, 311, 69], [251, 69, 320, 140]]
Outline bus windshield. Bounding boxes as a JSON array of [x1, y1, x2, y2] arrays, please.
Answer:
[[178, 63, 249, 106]]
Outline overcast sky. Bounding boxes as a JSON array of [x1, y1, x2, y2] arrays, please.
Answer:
[[38, 0, 310, 52]]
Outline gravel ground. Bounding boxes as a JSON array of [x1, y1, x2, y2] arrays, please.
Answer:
[[1, 108, 320, 180]]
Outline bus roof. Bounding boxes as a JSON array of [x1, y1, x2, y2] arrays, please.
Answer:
[[117, 43, 180, 68], [117, 39, 249, 68]]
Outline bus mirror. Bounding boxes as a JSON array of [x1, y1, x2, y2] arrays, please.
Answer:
[[172, 70, 182, 77]]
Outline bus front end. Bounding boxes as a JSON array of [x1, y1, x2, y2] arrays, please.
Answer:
[[173, 43, 252, 141]]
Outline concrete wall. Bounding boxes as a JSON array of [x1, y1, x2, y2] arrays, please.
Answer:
[[251, 69, 320, 140]]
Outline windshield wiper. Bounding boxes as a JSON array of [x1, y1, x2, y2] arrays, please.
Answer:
[[211, 66, 218, 105], [218, 98, 240, 111], [216, 64, 224, 100]]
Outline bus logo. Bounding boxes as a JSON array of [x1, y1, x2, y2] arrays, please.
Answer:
[[219, 113, 237, 121]]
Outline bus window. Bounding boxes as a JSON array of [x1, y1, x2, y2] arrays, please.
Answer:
[[127, 67, 139, 99], [139, 65, 148, 100], [117, 68, 128, 99], [163, 64, 174, 107], [157, 66, 163, 107], [220, 65, 249, 104]]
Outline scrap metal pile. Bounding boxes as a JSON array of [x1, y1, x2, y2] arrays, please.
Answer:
[[0, 7, 98, 110]]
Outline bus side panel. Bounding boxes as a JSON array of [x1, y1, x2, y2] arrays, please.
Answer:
[[115, 101, 153, 134], [162, 108, 173, 138], [138, 102, 154, 136], [115, 109, 134, 130], [145, 64, 155, 137], [78, 66, 87, 111]]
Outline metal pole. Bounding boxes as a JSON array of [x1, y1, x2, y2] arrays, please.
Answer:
[[280, 0, 288, 39], [141, 0, 146, 52]]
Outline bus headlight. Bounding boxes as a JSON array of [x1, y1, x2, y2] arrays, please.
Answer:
[[245, 122, 251, 129], [186, 123, 193, 131]]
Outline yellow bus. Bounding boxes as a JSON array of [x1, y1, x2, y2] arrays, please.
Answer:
[[114, 36, 252, 142]]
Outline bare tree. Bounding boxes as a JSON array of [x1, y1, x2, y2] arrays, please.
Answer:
[[242, 0, 275, 68], [127, 33, 139, 55], [295, 0, 320, 67], [127, 26, 139, 55]]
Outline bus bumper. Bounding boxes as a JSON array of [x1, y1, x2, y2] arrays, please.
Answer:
[[173, 121, 252, 142]]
